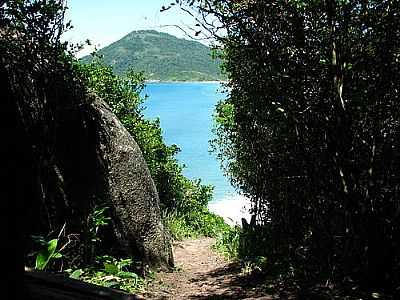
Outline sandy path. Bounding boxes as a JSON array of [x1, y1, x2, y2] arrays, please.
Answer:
[[140, 238, 277, 299]]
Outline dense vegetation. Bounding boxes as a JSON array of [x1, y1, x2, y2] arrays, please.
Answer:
[[1, 0, 228, 297], [177, 0, 400, 298], [7, 0, 400, 298], [81, 30, 223, 82], [1, 1, 89, 298]]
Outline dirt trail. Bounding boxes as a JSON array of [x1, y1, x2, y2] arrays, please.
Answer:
[[140, 238, 276, 299]]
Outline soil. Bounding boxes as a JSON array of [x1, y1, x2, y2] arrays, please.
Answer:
[[139, 238, 279, 299]]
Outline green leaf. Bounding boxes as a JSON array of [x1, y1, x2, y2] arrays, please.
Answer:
[[104, 263, 119, 275], [35, 252, 48, 270], [52, 253, 63, 259], [70, 269, 84, 279], [117, 271, 139, 279], [34, 238, 61, 270], [47, 239, 58, 256], [117, 258, 133, 269]]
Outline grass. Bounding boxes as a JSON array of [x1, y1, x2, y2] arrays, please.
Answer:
[[163, 212, 199, 240], [213, 225, 241, 260], [163, 208, 232, 241]]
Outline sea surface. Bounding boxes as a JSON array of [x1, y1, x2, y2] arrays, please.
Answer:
[[143, 82, 250, 224]]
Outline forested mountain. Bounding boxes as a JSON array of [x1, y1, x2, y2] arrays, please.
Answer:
[[81, 30, 223, 81]]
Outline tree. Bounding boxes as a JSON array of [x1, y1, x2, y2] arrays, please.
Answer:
[[1, 1, 75, 298], [176, 0, 400, 292]]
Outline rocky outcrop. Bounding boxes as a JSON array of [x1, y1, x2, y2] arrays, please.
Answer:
[[89, 97, 173, 269]]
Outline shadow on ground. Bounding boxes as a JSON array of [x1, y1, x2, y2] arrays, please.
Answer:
[[186, 263, 388, 300], [186, 262, 295, 299]]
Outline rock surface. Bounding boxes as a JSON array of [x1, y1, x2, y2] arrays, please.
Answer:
[[89, 97, 173, 269]]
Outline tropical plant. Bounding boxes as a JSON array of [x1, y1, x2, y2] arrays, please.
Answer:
[[31, 225, 68, 271], [66, 255, 146, 293], [88, 205, 111, 243], [33, 237, 63, 271], [213, 225, 241, 260]]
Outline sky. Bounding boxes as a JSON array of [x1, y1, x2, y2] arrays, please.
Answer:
[[63, 0, 200, 57]]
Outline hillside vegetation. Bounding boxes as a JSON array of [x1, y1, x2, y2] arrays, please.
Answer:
[[81, 30, 223, 81]]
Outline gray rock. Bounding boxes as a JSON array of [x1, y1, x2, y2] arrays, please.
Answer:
[[89, 97, 173, 270]]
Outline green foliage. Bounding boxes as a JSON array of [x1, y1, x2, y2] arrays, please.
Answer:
[[180, 0, 400, 295], [213, 217, 269, 265], [66, 256, 145, 293], [65, 205, 145, 293], [65, 203, 145, 293], [213, 226, 241, 260], [183, 207, 230, 237], [163, 212, 198, 240], [164, 208, 230, 240], [1, 0, 70, 62], [88, 205, 111, 243], [80, 30, 224, 81], [34, 237, 63, 271]]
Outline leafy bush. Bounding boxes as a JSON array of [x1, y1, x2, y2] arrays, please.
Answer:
[[182, 208, 229, 237], [66, 256, 145, 293], [213, 217, 269, 264], [213, 226, 241, 260], [164, 208, 230, 240], [163, 212, 198, 240]]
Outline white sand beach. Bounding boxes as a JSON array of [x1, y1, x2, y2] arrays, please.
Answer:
[[208, 194, 252, 226]]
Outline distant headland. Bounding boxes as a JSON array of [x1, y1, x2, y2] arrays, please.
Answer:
[[81, 30, 225, 82]]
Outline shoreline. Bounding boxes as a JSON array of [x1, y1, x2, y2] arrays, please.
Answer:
[[145, 80, 227, 84], [208, 194, 251, 226]]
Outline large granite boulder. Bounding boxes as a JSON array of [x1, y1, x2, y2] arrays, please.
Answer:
[[18, 90, 174, 270], [89, 97, 173, 270]]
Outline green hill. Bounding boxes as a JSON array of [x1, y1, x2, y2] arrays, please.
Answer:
[[81, 30, 223, 81]]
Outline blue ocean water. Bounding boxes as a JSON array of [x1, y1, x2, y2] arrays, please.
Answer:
[[143, 82, 236, 202]]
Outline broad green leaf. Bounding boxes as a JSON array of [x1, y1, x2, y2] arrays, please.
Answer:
[[47, 239, 58, 256], [35, 252, 47, 270]]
